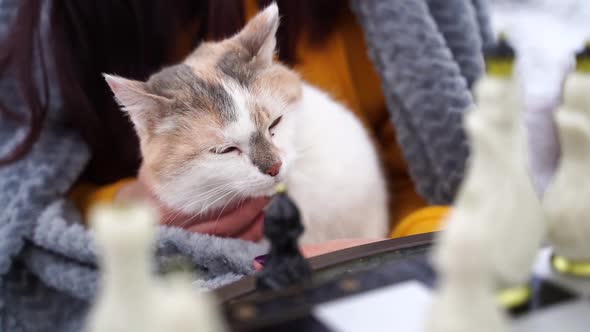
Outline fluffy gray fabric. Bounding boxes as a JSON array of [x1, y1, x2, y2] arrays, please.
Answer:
[[351, 0, 488, 204], [472, 0, 497, 51], [0, 0, 490, 330]]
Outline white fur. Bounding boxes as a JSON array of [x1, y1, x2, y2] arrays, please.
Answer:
[[223, 81, 259, 146], [156, 82, 388, 243], [282, 84, 388, 243]]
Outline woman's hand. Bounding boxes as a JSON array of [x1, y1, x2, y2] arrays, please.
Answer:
[[115, 180, 386, 265], [114, 179, 269, 241]]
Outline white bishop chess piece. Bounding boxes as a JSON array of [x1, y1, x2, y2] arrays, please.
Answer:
[[543, 73, 590, 276], [426, 76, 546, 332], [85, 204, 225, 332]]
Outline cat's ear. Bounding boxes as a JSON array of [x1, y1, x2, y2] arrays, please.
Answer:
[[104, 74, 171, 134], [234, 3, 279, 66]]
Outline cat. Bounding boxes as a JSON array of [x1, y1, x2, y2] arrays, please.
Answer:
[[104, 3, 388, 243]]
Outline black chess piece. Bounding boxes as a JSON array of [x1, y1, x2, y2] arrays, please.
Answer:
[[256, 186, 312, 291]]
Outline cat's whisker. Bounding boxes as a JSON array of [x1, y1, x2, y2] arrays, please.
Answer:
[[197, 188, 239, 217], [157, 176, 225, 193], [212, 191, 242, 232], [177, 187, 233, 214], [183, 184, 235, 204], [170, 189, 235, 228], [162, 183, 238, 225], [158, 175, 273, 228], [216, 191, 242, 219], [181, 178, 262, 216], [235, 195, 248, 209]]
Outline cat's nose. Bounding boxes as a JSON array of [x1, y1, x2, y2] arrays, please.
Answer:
[[266, 161, 282, 177]]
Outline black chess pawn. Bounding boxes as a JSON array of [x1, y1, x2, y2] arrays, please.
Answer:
[[256, 185, 311, 291]]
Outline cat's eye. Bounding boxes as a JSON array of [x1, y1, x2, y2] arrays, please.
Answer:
[[269, 116, 282, 135], [211, 146, 240, 154]]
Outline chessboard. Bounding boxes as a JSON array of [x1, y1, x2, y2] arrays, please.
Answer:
[[217, 233, 589, 332]]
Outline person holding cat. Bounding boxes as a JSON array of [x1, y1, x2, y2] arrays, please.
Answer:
[[1, 0, 450, 255]]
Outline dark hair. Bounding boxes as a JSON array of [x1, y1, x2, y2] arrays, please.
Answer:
[[0, 0, 344, 183]]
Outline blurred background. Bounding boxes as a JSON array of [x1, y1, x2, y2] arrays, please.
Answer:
[[485, 0, 590, 195]]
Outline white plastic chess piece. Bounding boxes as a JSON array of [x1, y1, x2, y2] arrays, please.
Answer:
[[426, 276, 508, 332], [437, 76, 546, 288], [543, 73, 590, 262], [427, 208, 510, 332], [153, 275, 225, 332], [427, 76, 546, 332], [85, 204, 225, 332]]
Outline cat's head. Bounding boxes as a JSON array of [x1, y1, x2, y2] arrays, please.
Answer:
[[104, 3, 302, 214]]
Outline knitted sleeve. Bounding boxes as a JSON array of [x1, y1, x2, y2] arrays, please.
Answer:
[[426, 0, 485, 89], [471, 0, 497, 51], [351, 0, 490, 204]]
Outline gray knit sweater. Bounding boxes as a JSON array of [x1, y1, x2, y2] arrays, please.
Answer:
[[0, 0, 491, 331]]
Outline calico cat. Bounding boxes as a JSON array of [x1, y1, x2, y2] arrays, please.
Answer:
[[104, 3, 388, 243]]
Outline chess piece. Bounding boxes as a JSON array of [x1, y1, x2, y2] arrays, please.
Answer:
[[427, 76, 545, 331], [476, 76, 546, 287], [153, 275, 225, 332], [544, 73, 590, 273], [86, 204, 225, 332], [437, 76, 545, 288], [256, 184, 312, 290], [86, 204, 159, 332], [428, 206, 510, 332], [426, 275, 508, 332]]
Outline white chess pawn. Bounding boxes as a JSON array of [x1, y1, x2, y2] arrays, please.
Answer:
[[426, 275, 508, 332], [153, 275, 226, 332], [86, 204, 225, 332], [427, 208, 509, 332], [427, 76, 545, 332], [544, 73, 590, 264], [439, 76, 546, 289], [86, 204, 160, 332]]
